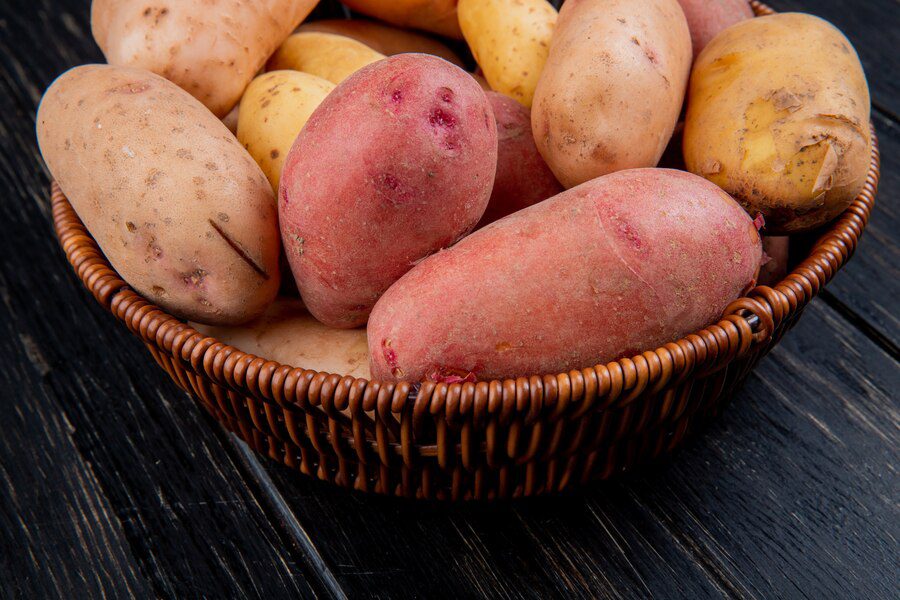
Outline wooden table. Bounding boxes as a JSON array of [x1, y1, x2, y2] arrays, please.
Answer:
[[2, 0, 897, 597]]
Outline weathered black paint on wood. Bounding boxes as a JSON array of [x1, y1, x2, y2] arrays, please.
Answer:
[[0, 0, 897, 598]]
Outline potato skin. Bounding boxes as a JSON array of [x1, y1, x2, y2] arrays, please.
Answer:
[[298, 19, 465, 67], [37, 65, 280, 325], [676, 0, 753, 58], [532, 0, 692, 188], [237, 71, 335, 191], [478, 92, 562, 228], [683, 13, 871, 233], [280, 54, 497, 328], [458, 0, 557, 107], [193, 298, 370, 378], [339, 0, 462, 39], [91, 0, 318, 117], [268, 32, 386, 85], [368, 168, 761, 382]]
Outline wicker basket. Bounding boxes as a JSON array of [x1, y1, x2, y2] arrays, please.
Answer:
[[50, 1, 880, 500]]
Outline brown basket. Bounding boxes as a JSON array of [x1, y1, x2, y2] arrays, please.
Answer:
[[50, 1, 880, 500]]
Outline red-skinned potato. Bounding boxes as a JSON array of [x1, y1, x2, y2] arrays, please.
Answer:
[[91, 0, 319, 117], [478, 92, 562, 228], [37, 65, 280, 325], [368, 168, 761, 382], [676, 0, 754, 59], [280, 54, 497, 328]]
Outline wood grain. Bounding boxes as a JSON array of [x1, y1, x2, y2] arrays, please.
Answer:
[[0, 0, 897, 598]]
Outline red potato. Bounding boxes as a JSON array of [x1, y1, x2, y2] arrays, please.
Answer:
[[676, 0, 754, 59], [280, 54, 498, 328], [759, 236, 790, 286], [369, 168, 762, 382], [478, 92, 562, 228]]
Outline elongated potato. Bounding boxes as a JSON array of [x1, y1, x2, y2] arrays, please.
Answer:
[[339, 0, 462, 39], [532, 0, 692, 188], [268, 32, 386, 84], [478, 92, 562, 228], [37, 65, 280, 324], [298, 19, 464, 67], [91, 0, 318, 117], [368, 169, 761, 382], [676, 0, 753, 58], [193, 298, 370, 378], [684, 13, 871, 233], [237, 71, 335, 191], [280, 54, 497, 328], [458, 0, 557, 107]]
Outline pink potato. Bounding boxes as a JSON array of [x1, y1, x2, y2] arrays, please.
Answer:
[[676, 0, 754, 58], [369, 168, 762, 382], [280, 54, 498, 328], [477, 92, 562, 228]]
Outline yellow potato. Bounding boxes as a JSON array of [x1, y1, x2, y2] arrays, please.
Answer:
[[298, 19, 465, 67], [37, 65, 280, 325], [458, 0, 557, 107], [91, 0, 319, 117], [237, 71, 335, 191], [684, 13, 871, 233], [193, 298, 370, 378], [339, 0, 462, 39], [531, 0, 692, 188], [268, 32, 386, 84]]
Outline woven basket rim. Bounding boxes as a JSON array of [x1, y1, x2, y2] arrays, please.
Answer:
[[50, 0, 880, 423]]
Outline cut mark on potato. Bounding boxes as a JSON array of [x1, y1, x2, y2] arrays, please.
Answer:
[[207, 219, 270, 280]]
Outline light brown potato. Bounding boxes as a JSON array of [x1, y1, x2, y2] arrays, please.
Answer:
[[684, 13, 871, 233], [676, 0, 754, 58], [368, 169, 762, 382], [298, 19, 464, 66], [532, 0, 692, 188], [91, 0, 319, 117], [37, 65, 280, 325], [339, 0, 462, 39], [193, 298, 370, 378], [458, 0, 557, 107], [237, 71, 335, 191], [268, 32, 386, 84]]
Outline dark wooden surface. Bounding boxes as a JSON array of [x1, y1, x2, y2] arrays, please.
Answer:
[[1, 0, 897, 597]]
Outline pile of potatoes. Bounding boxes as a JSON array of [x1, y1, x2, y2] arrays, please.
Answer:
[[38, 0, 871, 382]]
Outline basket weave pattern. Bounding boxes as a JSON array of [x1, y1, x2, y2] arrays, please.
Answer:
[[50, 2, 880, 500]]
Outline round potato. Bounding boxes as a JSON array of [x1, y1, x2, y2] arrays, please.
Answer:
[[338, 0, 462, 39], [458, 0, 558, 107], [676, 0, 754, 58], [91, 0, 318, 117], [37, 65, 280, 325], [298, 19, 465, 67], [193, 298, 370, 378], [368, 168, 762, 382], [268, 32, 386, 85], [478, 92, 562, 228], [684, 13, 871, 233], [237, 71, 335, 191], [280, 54, 497, 328], [532, 0, 692, 188]]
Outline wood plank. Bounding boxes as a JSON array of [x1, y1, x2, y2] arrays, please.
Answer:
[[0, 0, 330, 597], [241, 300, 900, 599], [0, 304, 150, 598]]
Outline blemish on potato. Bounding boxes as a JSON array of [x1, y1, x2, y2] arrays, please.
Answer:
[[145, 169, 163, 188], [182, 268, 208, 288], [126, 221, 136, 233], [270, 149, 280, 159], [151, 285, 167, 298], [204, 162, 218, 171], [176, 148, 194, 160]]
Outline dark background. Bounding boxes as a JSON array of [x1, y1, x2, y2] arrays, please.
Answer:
[[1, 0, 897, 598]]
